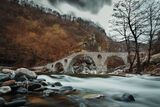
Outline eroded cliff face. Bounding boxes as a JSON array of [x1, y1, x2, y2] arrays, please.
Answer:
[[0, 0, 110, 67]]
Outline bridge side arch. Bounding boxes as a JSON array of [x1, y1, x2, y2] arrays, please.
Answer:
[[104, 55, 125, 72]]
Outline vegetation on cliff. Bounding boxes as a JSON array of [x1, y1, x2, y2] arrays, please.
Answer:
[[0, 0, 110, 67]]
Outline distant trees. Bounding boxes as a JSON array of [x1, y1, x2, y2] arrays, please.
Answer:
[[16, 0, 105, 33], [110, 0, 160, 73]]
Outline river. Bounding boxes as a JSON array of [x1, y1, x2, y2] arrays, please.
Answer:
[[38, 74, 160, 107]]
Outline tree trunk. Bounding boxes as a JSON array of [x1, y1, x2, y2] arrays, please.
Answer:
[[147, 36, 153, 64], [135, 39, 141, 74]]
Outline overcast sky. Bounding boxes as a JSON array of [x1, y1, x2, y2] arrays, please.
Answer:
[[28, 0, 114, 35]]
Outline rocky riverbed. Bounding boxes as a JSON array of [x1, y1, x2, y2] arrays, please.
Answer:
[[0, 68, 160, 107], [0, 68, 83, 107]]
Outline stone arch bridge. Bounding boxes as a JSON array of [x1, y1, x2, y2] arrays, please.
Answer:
[[45, 52, 136, 74]]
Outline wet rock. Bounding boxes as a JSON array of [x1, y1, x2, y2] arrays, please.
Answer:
[[16, 87, 27, 94], [0, 86, 11, 94], [120, 93, 135, 102], [54, 82, 62, 86], [0, 97, 5, 105], [83, 94, 104, 100], [10, 85, 19, 92], [4, 98, 26, 107], [34, 86, 47, 92], [41, 81, 48, 86], [50, 75, 65, 79], [2, 80, 16, 86], [1, 69, 15, 74], [80, 103, 87, 107], [16, 75, 28, 82], [60, 86, 74, 91], [15, 68, 37, 79], [28, 83, 41, 91], [10, 74, 16, 80], [1, 69, 16, 80], [43, 89, 59, 97], [33, 78, 46, 83], [60, 86, 76, 95], [0, 73, 10, 82], [51, 84, 55, 87]]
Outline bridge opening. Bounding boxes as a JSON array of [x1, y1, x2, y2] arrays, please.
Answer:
[[55, 62, 64, 73], [97, 54, 102, 59], [64, 59, 68, 63], [105, 56, 125, 73], [68, 55, 96, 74]]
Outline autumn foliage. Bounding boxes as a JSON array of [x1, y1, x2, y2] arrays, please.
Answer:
[[0, 0, 109, 67]]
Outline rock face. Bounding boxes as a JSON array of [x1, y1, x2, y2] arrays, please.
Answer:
[[150, 68, 160, 76], [0, 86, 11, 94], [15, 68, 37, 79]]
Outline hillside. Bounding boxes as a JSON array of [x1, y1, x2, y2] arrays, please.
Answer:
[[0, 0, 111, 67]]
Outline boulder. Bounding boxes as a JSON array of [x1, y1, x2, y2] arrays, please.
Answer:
[[0, 97, 5, 106], [120, 93, 135, 102], [60, 86, 76, 95], [60, 86, 74, 91], [41, 81, 48, 86], [28, 83, 41, 91], [33, 78, 46, 83], [15, 68, 37, 79], [0, 73, 10, 82], [2, 80, 16, 86], [34, 86, 47, 92], [4, 99, 26, 107], [0, 86, 11, 94], [54, 82, 62, 86], [80, 103, 87, 107], [1, 69, 15, 74], [1, 69, 16, 80], [16, 87, 27, 94], [16, 75, 28, 82], [43, 89, 59, 97]]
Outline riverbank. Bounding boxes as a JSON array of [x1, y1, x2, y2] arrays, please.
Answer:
[[0, 67, 160, 107]]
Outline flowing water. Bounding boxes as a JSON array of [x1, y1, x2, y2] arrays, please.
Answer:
[[38, 74, 160, 107]]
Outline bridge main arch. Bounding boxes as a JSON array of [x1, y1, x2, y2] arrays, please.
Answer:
[[67, 54, 97, 74]]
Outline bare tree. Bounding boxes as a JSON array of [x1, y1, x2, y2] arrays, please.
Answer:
[[145, 1, 160, 63], [109, 0, 147, 73], [109, 1, 136, 72]]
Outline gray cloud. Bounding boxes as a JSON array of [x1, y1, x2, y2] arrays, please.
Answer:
[[48, 0, 112, 14]]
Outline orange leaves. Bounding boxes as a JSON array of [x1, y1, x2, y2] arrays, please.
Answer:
[[1, 0, 109, 67]]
